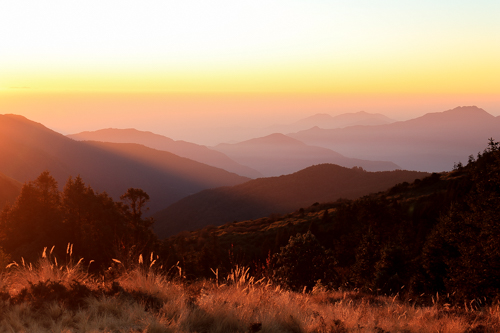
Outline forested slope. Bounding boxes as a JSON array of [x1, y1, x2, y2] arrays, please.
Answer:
[[154, 165, 428, 237], [159, 139, 500, 300]]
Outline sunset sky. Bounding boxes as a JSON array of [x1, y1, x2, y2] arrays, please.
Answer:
[[1, 0, 499, 144]]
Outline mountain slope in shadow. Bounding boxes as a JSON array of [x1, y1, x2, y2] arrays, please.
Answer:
[[0, 114, 249, 213], [68, 128, 262, 178], [289, 106, 500, 172], [212, 133, 400, 177], [153, 164, 429, 237], [0, 171, 22, 209]]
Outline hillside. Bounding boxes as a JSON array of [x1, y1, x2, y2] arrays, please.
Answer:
[[0, 171, 22, 209], [212, 133, 400, 176], [160, 169, 460, 278], [1, 257, 496, 332], [153, 164, 428, 237], [68, 128, 262, 178], [0, 114, 249, 213], [289, 106, 500, 172], [159, 139, 500, 301]]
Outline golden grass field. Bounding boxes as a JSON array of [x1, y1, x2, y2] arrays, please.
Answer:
[[0, 250, 498, 333]]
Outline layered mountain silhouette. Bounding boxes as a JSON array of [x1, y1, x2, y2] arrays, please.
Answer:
[[289, 106, 500, 172], [0, 171, 22, 209], [153, 164, 429, 237], [266, 111, 395, 133], [0, 114, 249, 213], [68, 129, 262, 178], [212, 133, 400, 177], [190, 111, 396, 146]]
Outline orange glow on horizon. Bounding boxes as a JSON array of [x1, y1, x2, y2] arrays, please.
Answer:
[[2, 55, 498, 96], [2, 90, 499, 145]]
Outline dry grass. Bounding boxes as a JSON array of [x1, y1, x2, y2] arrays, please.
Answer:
[[0, 253, 499, 332]]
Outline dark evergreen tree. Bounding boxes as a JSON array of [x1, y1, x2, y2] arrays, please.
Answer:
[[120, 188, 156, 262], [373, 244, 406, 294], [0, 171, 64, 260], [351, 229, 380, 289], [0, 172, 157, 270], [422, 139, 500, 300], [271, 231, 338, 290]]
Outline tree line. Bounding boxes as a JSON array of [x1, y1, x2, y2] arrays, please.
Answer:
[[158, 139, 500, 302], [0, 172, 156, 270], [0, 139, 499, 302]]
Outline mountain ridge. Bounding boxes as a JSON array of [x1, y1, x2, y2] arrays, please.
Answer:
[[265, 110, 396, 134], [213, 133, 400, 177], [0, 114, 250, 213], [153, 163, 429, 237], [289, 106, 500, 172], [68, 128, 262, 178]]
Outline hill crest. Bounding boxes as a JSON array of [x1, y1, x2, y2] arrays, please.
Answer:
[[68, 128, 262, 178], [0, 114, 250, 213], [153, 163, 429, 237]]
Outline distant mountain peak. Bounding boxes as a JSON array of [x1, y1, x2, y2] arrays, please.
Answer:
[[74, 127, 163, 137], [299, 113, 334, 121], [236, 133, 305, 146], [2, 113, 41, 125], [414, 105, 494, 123], [445, 105, 489, 115], [68, 128, 263, 178], [3, 113, 27, 119], [1, 113, 58, 133]]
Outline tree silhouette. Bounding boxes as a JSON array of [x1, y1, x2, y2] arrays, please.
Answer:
[[120, 188, 156, 261], [0, 171, 63, 259], [0, 172, 157, 268], [121, 188, 150, 221]]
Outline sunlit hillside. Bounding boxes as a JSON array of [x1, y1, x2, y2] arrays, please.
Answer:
[[0, 254, 498, 332], [0, 114, 250, 213]]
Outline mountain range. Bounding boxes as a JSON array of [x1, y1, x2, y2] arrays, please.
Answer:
[[212, 133, 399, 176], [153, 164, 429, 237], [68, 129, 262, 178], [1, 106, 498, 237], [266, 111, 395, 134], [191, 110, 397, 145], [289, 106, 500, 172], [0, 114, 249, 213]]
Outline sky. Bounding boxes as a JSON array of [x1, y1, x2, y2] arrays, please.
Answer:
[[1, 0, 499, 144]]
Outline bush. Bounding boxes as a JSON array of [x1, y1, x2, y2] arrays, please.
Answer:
[[271, 231, 338, 291]]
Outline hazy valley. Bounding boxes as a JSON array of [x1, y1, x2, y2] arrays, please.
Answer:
[[1, 107, 500, 332], [1, 106, 499, 233], [290, 106, 500, 171]]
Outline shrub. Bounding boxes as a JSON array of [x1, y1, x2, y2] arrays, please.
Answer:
[[271, 231, 338, 291]]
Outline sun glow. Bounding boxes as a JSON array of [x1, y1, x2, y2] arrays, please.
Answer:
[[1, 0, 499, 139], [1, 1, 499, 95]]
